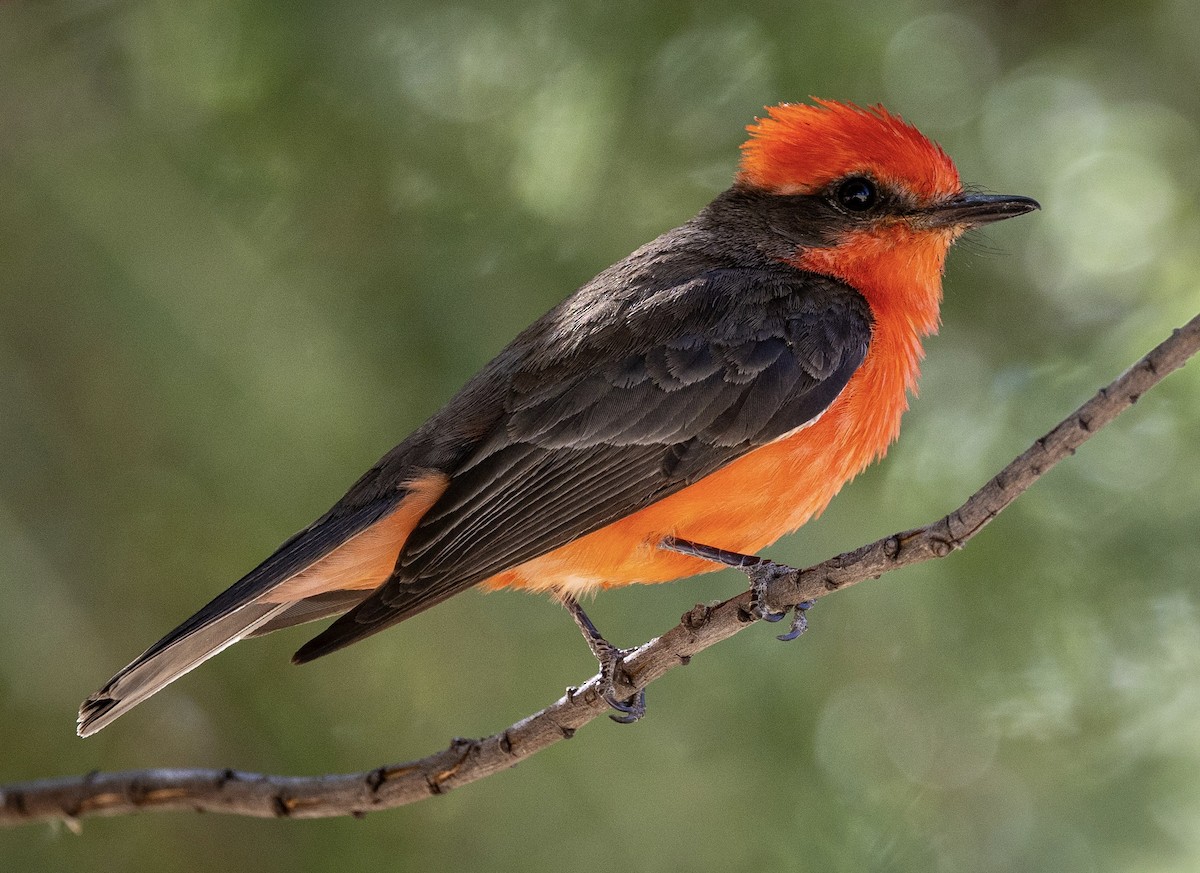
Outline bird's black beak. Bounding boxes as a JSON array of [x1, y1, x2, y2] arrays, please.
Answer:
[[921, 192, 1041, 229]]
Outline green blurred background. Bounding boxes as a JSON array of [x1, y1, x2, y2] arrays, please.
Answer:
[[2, 0, 1199, 870]]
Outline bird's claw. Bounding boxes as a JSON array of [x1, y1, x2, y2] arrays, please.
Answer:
[[743, 560, 815, 641], [745, 560, 798, 623], [776, 600, 815, 641], [596, 645, 646, 724], [604, 688, 647, 724]]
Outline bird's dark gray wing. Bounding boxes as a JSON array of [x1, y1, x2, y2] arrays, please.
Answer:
[[293, 268, 871, 663]]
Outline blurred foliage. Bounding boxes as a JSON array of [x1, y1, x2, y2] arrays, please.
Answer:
[[2, 0, 1199, 871]]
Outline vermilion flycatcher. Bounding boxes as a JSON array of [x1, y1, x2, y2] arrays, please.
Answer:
[[79, 100, 1038, 736]]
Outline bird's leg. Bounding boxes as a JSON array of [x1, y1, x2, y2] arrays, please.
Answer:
[[660, 536, 815, 642], [559, 594, 646, 724]]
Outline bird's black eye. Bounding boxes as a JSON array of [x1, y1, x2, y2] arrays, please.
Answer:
[[835, 177, 878, 212]]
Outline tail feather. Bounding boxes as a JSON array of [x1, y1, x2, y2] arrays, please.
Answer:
[[76, 490, 413, 737], [247, 591, 369, 638], [77, 601, 293, 737]]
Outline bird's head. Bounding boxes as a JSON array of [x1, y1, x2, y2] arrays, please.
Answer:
[[737, 100, 1038, 332]]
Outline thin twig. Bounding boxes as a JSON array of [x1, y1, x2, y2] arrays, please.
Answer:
[[3, 312, 1197, 828]]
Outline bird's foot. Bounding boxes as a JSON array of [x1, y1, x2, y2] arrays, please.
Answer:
[[661, 536, 815, 642], [560, 595, 646, 723], [593, 641, 647, 724], [743, 559, 795, 622]]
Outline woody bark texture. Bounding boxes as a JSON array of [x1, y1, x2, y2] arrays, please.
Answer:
[[3, 311, 1198, 828]]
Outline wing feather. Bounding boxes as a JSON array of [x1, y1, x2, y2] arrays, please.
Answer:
[[294, 268, 872, 663]]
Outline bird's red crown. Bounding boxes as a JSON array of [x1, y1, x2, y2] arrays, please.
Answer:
[[738, 100, 960, 202]]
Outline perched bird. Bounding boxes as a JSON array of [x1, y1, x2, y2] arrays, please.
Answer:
[[78, 100, 1038, 736]]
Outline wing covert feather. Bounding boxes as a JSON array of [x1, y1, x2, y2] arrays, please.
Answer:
[[294, 268, 872, 662]]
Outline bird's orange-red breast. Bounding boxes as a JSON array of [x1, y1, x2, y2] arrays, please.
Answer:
[[78, 100, 1038, 736]]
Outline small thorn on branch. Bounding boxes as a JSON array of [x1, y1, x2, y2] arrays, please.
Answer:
[[366, 768, 387, 792], [682, 603, 712, 630]]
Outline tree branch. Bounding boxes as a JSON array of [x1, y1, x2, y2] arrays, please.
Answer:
[[4, 312, 1198, 828]]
